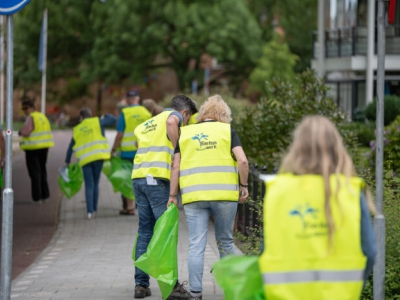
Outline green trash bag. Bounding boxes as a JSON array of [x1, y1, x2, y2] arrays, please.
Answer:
[[0, 168, 3, 188], [108, 157, 135, 199], [213, 255, 265, 300], [102, 159, 112, 178], [57, 163, 83, 199], [134, 204, 179, 300]]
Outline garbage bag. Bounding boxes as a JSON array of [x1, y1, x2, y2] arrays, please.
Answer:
[[57, 163, 83, 199], [102, 159, 112, 178], [213, 255, 265, 300], [134, 204, 179, 300], [108, 157, 135, 199], [0, 168, 3, 188]]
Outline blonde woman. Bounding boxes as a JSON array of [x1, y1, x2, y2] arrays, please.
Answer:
[[259, 115, 376, 300], [168, 95, 249, 300]]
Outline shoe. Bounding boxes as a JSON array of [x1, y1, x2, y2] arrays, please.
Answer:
[[87, 213, 93, 220], [189, 292, 202, 300], [134, 285, 151, 298], [119, 209, 135, 215], [42, 198, 49, 203], [32, 200, 43, 205], [166, 281, 190, 300]]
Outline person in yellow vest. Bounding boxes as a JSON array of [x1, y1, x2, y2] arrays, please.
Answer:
[[65, 108, 116, 220], [259, 115, 377, 300], [132, 94, 197, 299], [188, 112, 198, 125], [19, 99, 54, 204], [111, 90, 152, 216], [167, 95, 249, 300]]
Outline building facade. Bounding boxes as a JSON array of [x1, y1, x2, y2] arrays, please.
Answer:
[[311, 0, 400, 119]]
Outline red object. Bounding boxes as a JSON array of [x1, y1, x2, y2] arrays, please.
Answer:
[[388, 0, 396, 24]]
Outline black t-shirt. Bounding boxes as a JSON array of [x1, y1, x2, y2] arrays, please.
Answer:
[[174, 121, 242, 154]]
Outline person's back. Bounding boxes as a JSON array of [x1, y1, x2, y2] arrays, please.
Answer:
[[259, 116, 377, 300]]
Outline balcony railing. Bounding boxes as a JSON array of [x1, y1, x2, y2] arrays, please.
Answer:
[[312, 26, 400, 59]]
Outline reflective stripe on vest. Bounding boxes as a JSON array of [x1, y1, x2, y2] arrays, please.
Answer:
[[73, 117, 110, 167], [131, 111, 174, 180], [259, 174, 366, 300], [262, 269, 364, 284], [120, 106, 151, 152], [179, 122, 239, 204], [20, 112, 54, 150]]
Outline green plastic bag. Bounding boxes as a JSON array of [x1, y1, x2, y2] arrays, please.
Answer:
[[102, 159, 112, 178], [108, 157, 135, 199], [0, 168, 3, 188], [134, 204, 179, 300], [213, 255, 265, 300], [57, 163, 83, 199]]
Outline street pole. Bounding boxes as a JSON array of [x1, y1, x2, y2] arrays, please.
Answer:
[[373, 1, 387, 299], [40, 8, 47, 114], [0, 16, 4, 126], [0, 15, 14, 300]]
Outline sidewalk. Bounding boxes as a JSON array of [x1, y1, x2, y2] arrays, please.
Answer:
[[10, 162, 237, 299]]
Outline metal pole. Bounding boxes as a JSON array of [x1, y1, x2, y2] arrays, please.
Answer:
[[373, 1, 387, 300], [317, 0, 325, 78], [40, 8, 47, 115], [0, 15, 14, 300], [366, 0, 376, 104]]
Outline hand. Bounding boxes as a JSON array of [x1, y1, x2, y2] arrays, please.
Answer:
[[167, 196, 178, 207], [239, 187, 248, 203], [0, 160, 4, 168]]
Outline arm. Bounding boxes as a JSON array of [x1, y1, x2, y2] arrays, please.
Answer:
[[232, 146, 249, 203], [111, 113, 125, 155], [167, 152, 181, 207], [65, 138, 75, 165], [166, 114, 180, 148], [18, 116, 34, 137], [360, 192, 377, 285], [100, 113, 117, 127]]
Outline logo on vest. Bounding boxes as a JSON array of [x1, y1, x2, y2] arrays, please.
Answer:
[[142, 119, 157, 134], [191, 133, 217, 150], [79, 125, 93, 136], [289, 204, 327, 238]]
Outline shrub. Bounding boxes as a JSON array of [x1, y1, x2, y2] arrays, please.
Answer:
[[233, 69, 359, 169], [344, 122, 375, 147], [365, 95, 400, 126]]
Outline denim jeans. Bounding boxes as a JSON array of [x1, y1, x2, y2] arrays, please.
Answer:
[[133, 177, 170, 287], [184, 201, 238, 292], [82, 160, 104, 213]]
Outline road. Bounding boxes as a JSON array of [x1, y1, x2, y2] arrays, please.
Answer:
[[0, 130, 72, 279]]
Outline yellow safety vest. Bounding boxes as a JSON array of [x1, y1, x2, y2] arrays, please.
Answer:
[[179, 122, 239, 204], [120, 106, 151, 152], [131, 111, 175, 180], [20, 111, 54, 150], [72, 117, 110, 167], [259, 173, 366, 300], [188, 112, 198, 125]]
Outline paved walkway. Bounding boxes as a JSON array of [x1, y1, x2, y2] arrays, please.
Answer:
[[10, 132, 239, 299]]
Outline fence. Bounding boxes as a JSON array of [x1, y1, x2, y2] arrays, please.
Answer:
[[235, 164, 270, 239]]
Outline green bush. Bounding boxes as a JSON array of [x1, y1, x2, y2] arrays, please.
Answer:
[[365, 95, 400, 126], [344, 122, 375, 147], [361, 169, 400, 299], [233, 69, 359, 169]]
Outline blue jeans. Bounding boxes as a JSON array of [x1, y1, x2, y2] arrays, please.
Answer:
[[82, 160, 104, 213], [184, 201, 238, 292], [133, 178, 170, 287]]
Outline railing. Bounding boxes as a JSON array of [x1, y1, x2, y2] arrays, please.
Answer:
[[236, 164, 272, 238], [312, 25, 400, 59]]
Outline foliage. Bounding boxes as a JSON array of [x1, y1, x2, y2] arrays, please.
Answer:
[[367, 115, 400, 172], [249, 34, 298, 96], [344, 122, 375, 147], [365, 95, 400, 126], [360, 168, 400, 300], [14, 0, 263, 93], [234, 70, 358, 169], [246, 0, 318, 72]]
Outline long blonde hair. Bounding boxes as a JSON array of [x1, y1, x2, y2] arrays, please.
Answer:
[[280, 116, 375, 244]]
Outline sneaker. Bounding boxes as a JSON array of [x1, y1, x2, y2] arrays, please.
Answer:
[[32, 200, 43, 205], [87, 213, 93, 220], [166, 281, 190, 300], [189, 292, 202, 300], [134, 285, 151, 298]]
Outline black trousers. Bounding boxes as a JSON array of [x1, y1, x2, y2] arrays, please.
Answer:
[[25, 148, 50, 202]]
